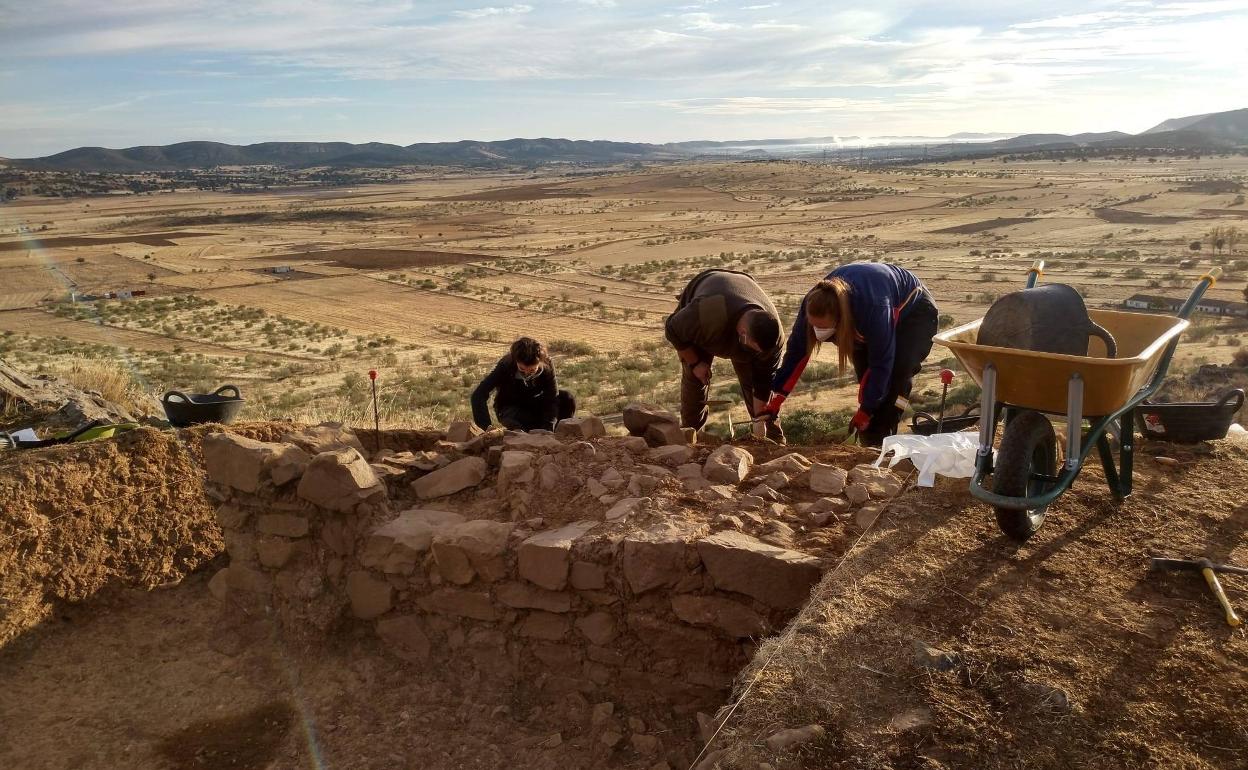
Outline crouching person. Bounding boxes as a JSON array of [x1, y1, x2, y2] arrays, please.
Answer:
[[471, 337, 575, 432], [664, 269, 785, 443]]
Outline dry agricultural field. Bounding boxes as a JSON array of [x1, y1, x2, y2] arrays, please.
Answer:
[[2, 157, 1247, 429]]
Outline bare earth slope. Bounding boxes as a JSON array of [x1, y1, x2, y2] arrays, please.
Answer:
[[712, 439, 1248, 769]]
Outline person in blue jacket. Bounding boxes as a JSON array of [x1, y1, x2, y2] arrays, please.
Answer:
[[760, 262, 938, 447]]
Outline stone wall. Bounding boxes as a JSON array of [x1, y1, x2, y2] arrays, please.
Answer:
[[201, 425, 829, 712]]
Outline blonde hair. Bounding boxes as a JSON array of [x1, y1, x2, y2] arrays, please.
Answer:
[[804, 277, 855, 374]]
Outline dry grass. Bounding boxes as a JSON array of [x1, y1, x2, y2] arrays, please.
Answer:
[[41, 356, 153, 417]]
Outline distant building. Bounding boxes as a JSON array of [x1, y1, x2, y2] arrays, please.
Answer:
[[1123, 293, 1248, 317], [270, 265, 293, 274]]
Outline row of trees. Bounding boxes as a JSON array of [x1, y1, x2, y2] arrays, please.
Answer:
[[1190, 226, 1242, 254]]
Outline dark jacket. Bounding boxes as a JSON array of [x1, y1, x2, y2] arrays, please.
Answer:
[[664, 269, 782, 396], [772, 262, 928, 412], [471, 354, 558, 430]]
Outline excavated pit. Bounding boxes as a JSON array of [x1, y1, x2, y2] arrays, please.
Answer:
[[0, 420, 891, 769]]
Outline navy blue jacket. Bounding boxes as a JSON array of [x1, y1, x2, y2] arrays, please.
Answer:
[[772, 262, 924, 413]]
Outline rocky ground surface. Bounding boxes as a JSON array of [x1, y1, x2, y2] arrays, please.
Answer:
[[3, 408, 1244, 769]]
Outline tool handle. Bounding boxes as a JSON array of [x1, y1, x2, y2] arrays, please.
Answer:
[[1149, 557, 1200, 571], [1203, 567, 1243, 628], [1026, 260, 1045, 289]]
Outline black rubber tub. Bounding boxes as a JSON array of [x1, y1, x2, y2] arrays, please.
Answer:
[[911, 404, 981, 436], [1136, 388, 1244, 443], [162, 385, 245, 427]]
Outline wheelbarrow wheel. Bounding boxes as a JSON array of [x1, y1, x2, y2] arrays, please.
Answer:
[[993, 410, 1058, 542]]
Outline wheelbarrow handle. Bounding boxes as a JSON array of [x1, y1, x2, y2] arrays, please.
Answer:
[[1175, 268, 1220, 320], [1025, 260, 1045, 289]]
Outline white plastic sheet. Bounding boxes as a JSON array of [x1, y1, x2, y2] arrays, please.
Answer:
[[874, 433, 980, 487]]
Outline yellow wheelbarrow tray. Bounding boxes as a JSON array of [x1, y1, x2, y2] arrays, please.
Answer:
[[932, 261, 1220, 541]]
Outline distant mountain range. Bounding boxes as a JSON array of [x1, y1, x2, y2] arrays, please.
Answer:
[[10, 138, 688, 173], [8, 107, 1247, 172]]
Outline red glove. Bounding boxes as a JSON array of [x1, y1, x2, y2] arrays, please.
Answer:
[[763, 393, 786, 416], [850, 408, 871, 432]]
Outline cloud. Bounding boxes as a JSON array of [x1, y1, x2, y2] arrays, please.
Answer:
[[250, 96, 353, 107], [454, 4, 533, 19], [681, 12, 738, 30], [1, 0, 1246, 153]]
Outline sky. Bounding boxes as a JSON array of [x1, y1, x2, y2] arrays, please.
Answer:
[[1, 0, 1246, 157]]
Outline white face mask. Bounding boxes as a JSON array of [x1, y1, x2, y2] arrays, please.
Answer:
[[813, 326, 836, 342]]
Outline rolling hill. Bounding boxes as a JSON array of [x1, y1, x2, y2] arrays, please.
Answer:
[[12, 107, 1248, 172], [15, 138, 689, 172]]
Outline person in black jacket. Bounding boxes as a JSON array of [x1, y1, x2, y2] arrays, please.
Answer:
[[471, 337, 575, 432]]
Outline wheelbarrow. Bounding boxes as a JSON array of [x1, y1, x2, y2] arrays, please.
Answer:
[[934, 261, 1220, 541]]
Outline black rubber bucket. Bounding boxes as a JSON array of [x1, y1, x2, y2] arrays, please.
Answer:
[[1136, 388, 1244, 443], [162, 385, 245, 427]]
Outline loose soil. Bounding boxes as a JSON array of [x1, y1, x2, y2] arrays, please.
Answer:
[[713, 438, 1248, 769]]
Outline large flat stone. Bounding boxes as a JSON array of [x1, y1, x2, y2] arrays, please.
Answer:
[[418, 588, 497, 621], [755, 453, 812, 476], [497, 450, 535, 496], [431, 519, 514, 583], [703, 445, 753, 484], [623, 403, 679, 436], [849, 464, 904, 498], [671, 594, 768, 638], [496, 582, 573, 613], [281, 422, 366, 456], [647, 445, 693, 465], [622, 521, 706, 595], [297, 447, 384, 512], [575, 612, 617, 646], [202, 433, 288, 493], [809, 463, 848, 495], [359, 509, 466, 568], [517, 521, 598, 590], [696, 531, 822, 610], [555, 416, 606, 439], [412, 456, 488, 499]]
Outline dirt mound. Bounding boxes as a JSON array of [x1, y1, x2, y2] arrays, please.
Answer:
[[0, 422, 289, 646], [709, 439, 1248, 769]]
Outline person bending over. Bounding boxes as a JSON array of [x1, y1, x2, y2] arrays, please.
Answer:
[[761, 262, 938, 447], [471, 337, 575, 432], [664, 269, 785, 442]]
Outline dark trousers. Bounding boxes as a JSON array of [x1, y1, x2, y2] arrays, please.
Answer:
[[852, 294, 939, 447], [498, 390, 575, 432], [680, 358, 761, 430]]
